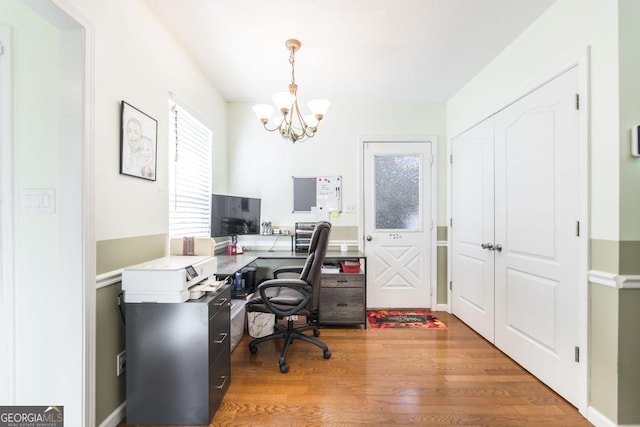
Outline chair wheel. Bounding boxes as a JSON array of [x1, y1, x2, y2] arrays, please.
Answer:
[[279, 362, 289, 373], [249, 344, 257, 354], [323, 350, 331, 359], [313, 329, 321, 337]]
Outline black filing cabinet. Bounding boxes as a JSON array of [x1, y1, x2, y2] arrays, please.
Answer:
[[125, 285, 231, 425], [319, 272, 366, 326]]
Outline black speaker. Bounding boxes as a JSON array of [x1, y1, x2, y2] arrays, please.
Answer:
[[241, 267, 257, 293]]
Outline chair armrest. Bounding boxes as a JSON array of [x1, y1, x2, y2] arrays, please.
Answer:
[[255, 278, 311, 317], [273, 265, 303, 278]]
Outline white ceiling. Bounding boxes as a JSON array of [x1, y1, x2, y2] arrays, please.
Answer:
[[145, 0, 556, 104]]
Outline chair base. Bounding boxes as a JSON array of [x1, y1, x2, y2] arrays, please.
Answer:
[[248, 318, 331, 373]]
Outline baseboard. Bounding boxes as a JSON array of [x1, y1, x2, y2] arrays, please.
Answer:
[[585, 405, 640, 427], [98, 402, 126, 427], [434, 303, 450, 312]]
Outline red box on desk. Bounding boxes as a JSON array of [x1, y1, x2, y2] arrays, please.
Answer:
[[339, 260, 361, 273]]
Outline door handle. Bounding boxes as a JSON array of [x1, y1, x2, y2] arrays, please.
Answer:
[[493, 244, 502, 252], [481, 243, 494, 250], [366, 235, 373, 241]]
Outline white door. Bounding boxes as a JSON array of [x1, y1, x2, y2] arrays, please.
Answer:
[[450, 119, 495, 342], [494, 67, 580, 406], [363, 141, 433, 308]]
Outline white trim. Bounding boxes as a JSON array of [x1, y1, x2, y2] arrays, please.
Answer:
[[0, 24, 15, 405], [359, 135, 439, 309], [40, 1, 96, 426], [576, 47, 591, 418], [437, 240, 448, 247], [97, 270, 124, 289], [434, 303, 449, 312], [97, 402, 126, 427], [587, 405, 618, 427], [589, 270, 640, 289]]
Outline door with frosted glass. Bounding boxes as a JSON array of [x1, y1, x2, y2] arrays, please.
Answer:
[[363, 142, 433, 308]]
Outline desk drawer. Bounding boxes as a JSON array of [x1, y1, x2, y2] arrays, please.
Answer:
[[321, 273, 364, 288], [319, 287, 365, 324]]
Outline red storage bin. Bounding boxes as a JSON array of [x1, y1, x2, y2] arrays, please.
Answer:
[[339, 260, 361, 273]]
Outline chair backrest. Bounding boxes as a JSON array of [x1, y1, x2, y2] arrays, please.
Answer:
[[299, 221, 331, 310]]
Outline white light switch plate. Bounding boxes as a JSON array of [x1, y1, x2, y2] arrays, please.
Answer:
[[21, 189, 56, 214]]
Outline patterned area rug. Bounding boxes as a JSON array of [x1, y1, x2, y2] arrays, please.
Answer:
[[366, 309, 447, 329]]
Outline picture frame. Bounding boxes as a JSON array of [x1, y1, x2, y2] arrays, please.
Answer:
[[120, 100, 158, 181]]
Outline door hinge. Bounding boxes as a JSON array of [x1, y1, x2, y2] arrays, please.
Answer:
[[449, 281, 453, 291], [575, 93, 580, 110], [450, 218, 453, 227], [449, 154, 453, 164], [0, 43, 4, 56], [575, 346, 580, 363], [576, 220, 580, 237], [430, 154, 434, 165]]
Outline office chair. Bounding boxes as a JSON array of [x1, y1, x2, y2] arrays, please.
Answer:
[[245, 221, 332, 373]]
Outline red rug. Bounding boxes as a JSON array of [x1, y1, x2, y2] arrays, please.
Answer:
[[367, 309, 447, 329]]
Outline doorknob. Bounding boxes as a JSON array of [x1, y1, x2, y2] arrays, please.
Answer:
[[481, 243, 494, 250], [494, 244, 502, 252], [366, 235, 373, 241]]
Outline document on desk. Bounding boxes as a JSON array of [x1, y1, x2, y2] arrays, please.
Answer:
[[189, 277, 227, 299]]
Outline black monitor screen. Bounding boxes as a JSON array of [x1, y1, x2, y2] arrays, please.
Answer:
[[210, 194, 261, 237]]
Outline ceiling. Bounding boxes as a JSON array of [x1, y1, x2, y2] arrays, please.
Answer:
[[145, 0, 556, 105]]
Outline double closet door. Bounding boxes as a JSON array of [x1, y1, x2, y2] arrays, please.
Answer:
[[450, 66, 581, 407]]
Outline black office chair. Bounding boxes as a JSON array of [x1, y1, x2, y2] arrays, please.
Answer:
[[245, 221, 332, 373]]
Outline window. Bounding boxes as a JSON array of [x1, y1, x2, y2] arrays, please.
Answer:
[[168, 103, 212, 238]]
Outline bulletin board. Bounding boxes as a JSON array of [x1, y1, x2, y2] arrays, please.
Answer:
[[292, 176, 342, 213]]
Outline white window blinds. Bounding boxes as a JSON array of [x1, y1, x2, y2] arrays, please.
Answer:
[[168, 103, 212, 238]]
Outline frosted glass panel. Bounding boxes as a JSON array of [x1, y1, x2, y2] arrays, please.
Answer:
[[375, 155, 421, 230]]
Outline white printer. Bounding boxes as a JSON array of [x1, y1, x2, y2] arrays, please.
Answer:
[[122, 256, 218, 303]]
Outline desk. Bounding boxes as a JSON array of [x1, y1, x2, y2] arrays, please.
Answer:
[[216, 250, 367, 327]]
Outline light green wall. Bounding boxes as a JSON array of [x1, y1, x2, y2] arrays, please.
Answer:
[[437, 227, 448, 306], [96, 234, 167, 274], [589, 284, 619, 421], [618, 289, 640, 423], [95, 283, 126, 424]]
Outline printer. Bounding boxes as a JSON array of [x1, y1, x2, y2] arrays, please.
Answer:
[[122, 256, 218, 303]]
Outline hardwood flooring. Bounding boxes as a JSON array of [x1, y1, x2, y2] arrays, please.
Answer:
[[120, 312, 591, 426]]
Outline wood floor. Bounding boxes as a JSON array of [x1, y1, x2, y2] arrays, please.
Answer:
[[120, 312, 591, 426]]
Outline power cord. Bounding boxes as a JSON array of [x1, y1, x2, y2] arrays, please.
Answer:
[[117, 291, 126, 324]]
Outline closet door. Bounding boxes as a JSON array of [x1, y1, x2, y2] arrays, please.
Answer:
[[493, 67, 580, 406], [450, 119, 495, 342]]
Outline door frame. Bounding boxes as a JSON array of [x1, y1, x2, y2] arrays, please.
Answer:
[[0, 24, 14, 404], [447, 50, 590, 415], [18, 1, 96, 425], [359, 135, 438, 309]]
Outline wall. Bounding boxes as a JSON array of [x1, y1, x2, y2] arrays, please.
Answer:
[[228, 101, 449, 305], [448, 0, 640, 424], [51, 0, 230, 424], [227, 101, 447, 228], [617, 1, 640, 423]]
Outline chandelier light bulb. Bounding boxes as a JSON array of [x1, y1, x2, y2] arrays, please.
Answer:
[[252, 104, 274, 123]]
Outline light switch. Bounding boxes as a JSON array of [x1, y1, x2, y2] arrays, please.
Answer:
[[21, 189, 56, 214]]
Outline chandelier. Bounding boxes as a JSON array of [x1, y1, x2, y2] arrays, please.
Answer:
[[252, 39, 330, 143]]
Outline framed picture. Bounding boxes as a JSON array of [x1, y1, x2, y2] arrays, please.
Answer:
[[120, 101, 158, 181]]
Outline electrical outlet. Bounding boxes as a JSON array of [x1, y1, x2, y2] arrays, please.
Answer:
[[116, 350, 126, 377]]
